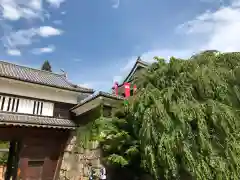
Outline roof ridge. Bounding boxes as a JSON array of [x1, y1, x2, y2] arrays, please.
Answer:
[[0, 60, 64, 77], [136, 58, 149, 66], [0, 60, 94, 92]]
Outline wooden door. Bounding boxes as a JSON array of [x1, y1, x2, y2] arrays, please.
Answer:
[[25, 160, 44, 180]]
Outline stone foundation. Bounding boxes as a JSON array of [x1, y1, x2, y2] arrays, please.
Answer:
[[59, 135, 104, 180]]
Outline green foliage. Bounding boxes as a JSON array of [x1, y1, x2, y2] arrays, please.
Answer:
[[130, 51, 240, 179], [75, 51, 240, 180], [99, 113, 140, 165], [74, 105, 143, 178], [0, 152, 8, 165], [0, 141, 9, 165], [41, 60, 52, 72]]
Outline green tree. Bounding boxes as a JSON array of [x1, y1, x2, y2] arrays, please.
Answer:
[[0, 141, 9, 165], [98, 51, 240, 180], [132, 51, 240, 179], [41, 60, 52, 72], [97, 107, 143, 179]]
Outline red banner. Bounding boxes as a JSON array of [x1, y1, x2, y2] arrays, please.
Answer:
[[124, 82, 130, 98], [114, 82, 118, 96]]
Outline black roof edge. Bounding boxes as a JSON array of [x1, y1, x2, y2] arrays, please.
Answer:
[[0, 60, 95, 93], [112, 58, 149, 89], [70, 91, 124, 111], [0, 75, 95, 93]]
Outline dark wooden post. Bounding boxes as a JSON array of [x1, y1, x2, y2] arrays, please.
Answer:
[[12, 141, 21, 180], [5, 140, 16, 180]]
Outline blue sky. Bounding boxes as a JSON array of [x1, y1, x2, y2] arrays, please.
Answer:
[[0, 0, 239, 91]]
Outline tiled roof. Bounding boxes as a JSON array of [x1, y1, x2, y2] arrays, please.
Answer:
[[122, 57, 149, 83], [0, 61, 94, 93], [0, 111, 76, 129], [112, 57, 149, 89], [71, 91, 124, 110]]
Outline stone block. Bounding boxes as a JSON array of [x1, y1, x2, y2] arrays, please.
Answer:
[[66, 144, 74, 151], [69, 136, 77, 144], [91, 158, 101, 168]]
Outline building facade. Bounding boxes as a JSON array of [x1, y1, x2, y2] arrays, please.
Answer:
[[0, 60, 96, 180], [0, 58, 148, 180]]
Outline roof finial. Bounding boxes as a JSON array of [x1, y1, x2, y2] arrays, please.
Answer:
[[60, 69, 67, 79], [137, 56, 141, 61]]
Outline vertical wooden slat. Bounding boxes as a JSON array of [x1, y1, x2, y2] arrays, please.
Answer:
[[15, 99, 19, 112], [0, 96, 2, 110], [40, 102, 43, 115], [11, 98, 15, 112], [3, 97, 9, 111], [33, 101, 36, 115], [7, 98, 11, 111], [36, 102, 40, 115], [0, 97, 5, 111]]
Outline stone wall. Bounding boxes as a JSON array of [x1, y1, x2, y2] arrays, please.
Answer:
[[59, 135, 104, 180]]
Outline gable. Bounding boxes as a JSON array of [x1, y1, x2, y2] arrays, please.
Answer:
[[125, 64, 146, 83], [122, 58, 149, 84]]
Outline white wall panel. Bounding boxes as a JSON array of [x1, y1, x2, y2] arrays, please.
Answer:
[[0, 77, 84, 104]]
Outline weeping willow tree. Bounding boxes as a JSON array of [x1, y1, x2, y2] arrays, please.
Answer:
[[130, 51, 240, 179], [75, 51, 240, 180]]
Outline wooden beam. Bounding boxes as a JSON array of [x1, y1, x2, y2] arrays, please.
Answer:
[[5, 140, 16, 180], [12, 141, 21, 180]]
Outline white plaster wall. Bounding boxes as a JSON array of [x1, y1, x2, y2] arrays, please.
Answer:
[[0, 77, 86, 104]]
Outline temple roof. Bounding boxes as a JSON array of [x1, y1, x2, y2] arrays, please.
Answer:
[[71, 91, 124, 116], [0, 61, 94, 93], [0, 111, 75, 129], [71, 91, 124, 111], [122, 57, 149, 83], [113, 57, 149, 88]]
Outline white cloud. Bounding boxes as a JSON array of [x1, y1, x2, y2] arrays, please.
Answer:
[[38, 26, 63, 37], [31, 45, 55, 54], [232, 0, 240, 6], [0, 0, 65, 21], [121, 49, 193, 73], [116, 0, 240, 84], [177, 0, 240, 52], [78, 81, 110, 90], [46, 0, 65, 8], [0, 0, 64, 56], [113, 49, 193, 84], [2, 26, 62, 51], [2, 28, 37, 48], [7, 49, 21, 56], [78, 83, 92, 89], [0, 0, 45, 21], [30, 0, 42, 10], [111, 0, 120, 8]]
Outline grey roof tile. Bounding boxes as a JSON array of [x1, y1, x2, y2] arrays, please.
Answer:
[[0, 111, 76, 129], [0, 61, 94, 93], [71, 91, 124, 110]]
